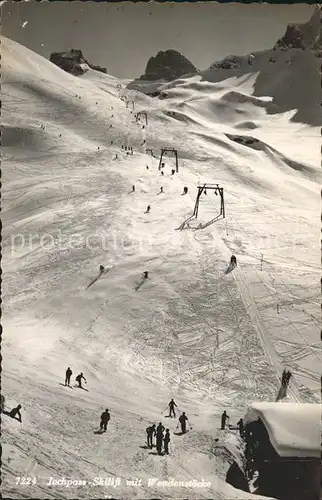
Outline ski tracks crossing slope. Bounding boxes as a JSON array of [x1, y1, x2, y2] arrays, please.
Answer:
[[192, 227, 301, 402]]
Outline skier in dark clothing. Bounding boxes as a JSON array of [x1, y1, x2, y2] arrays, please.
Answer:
[[9, 404, 22, 422], [143, 271, 149, 279], [145, 205, 151, 213], [178, 412, 188, 433], [132, 185, 135, 192], [221, 411, 230, 430], [146, 424, 156, 449], [65, 367, 72, 386], [237, 418, 244, 437], [100, 409, 110, 432], [168, 398, 177, 418], [156, 422, 165, 434], [99, 265, 105, 273], [164, 429, 170, 455], [230, 255, 237, 266], [76, 372, 86, 388], [156, 422, 165, 455]]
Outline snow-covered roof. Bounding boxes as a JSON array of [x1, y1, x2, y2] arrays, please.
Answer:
[[244, 402, 321, 458]]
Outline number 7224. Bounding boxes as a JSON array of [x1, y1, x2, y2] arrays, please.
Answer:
[[16, 477, 37, 485]]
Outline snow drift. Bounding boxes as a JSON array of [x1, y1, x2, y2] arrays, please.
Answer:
[[244, 402, 321, 458]]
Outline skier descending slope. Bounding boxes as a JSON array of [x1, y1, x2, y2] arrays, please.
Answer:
[[221, 410, 230, 430], [86, 265, 109, 290], [146, 424, 156, 449], [163, 429, 171, 455], [230, 255, 237, 267], [237, 418, 244, 437], [8, 404, 22, 422], [156, 422, 165, 455], [100, 409, 110, 432], [168, 398, 177, 418], [65, 367, 72, 387], [178, 412, 189, 434], [75, 372, 87, 389]]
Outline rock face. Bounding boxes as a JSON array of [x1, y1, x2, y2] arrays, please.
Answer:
[[226, 134, 263, 151], [209, 55, 243, 71], [274, 5, 321, 53], [50, 49, 107, 76], [140, 49, 198, 81]]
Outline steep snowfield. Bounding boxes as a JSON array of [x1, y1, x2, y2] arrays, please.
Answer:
[[2, 36, 320, 499], [202, 47, 321, 126]]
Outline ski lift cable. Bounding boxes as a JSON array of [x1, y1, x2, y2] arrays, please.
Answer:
[[226, 213, 320, 365]]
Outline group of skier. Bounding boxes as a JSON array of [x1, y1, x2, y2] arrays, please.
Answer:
[[166, 399, 191, 434], [144, 400, 190, 456], [64, 367, 87, 388], [146, 423, 171, 455]]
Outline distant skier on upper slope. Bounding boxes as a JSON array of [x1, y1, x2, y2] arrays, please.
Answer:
[[230, 255, 237, 267]]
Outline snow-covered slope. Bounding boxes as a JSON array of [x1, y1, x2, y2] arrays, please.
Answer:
[[202, 47, 321, 126], [2, 35, 320, 499]]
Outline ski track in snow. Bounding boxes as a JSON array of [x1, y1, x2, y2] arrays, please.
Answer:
[[1, 35, 319, 499]]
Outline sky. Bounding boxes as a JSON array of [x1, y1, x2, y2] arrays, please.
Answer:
[[1, 1, 314, 79]]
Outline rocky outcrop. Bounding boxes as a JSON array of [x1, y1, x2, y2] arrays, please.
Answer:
[[275, 24, 306, 50], [210, 55, 243, 71], [50, 49, 107, 76], [274, 5, 321, 53], [140, 49, 198, 81], [226, 134, 265, 152]]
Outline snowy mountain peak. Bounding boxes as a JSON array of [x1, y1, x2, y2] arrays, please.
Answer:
[[140, 49, 199, 81], [50, 49, 107, 76], [274, 5, 321, 52]]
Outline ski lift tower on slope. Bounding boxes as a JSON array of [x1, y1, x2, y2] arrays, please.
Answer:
[[136, 111, 148, 126], [193, 183, 225, 219], [158, 148, 179, 172], [126, 99, 135, 111]]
